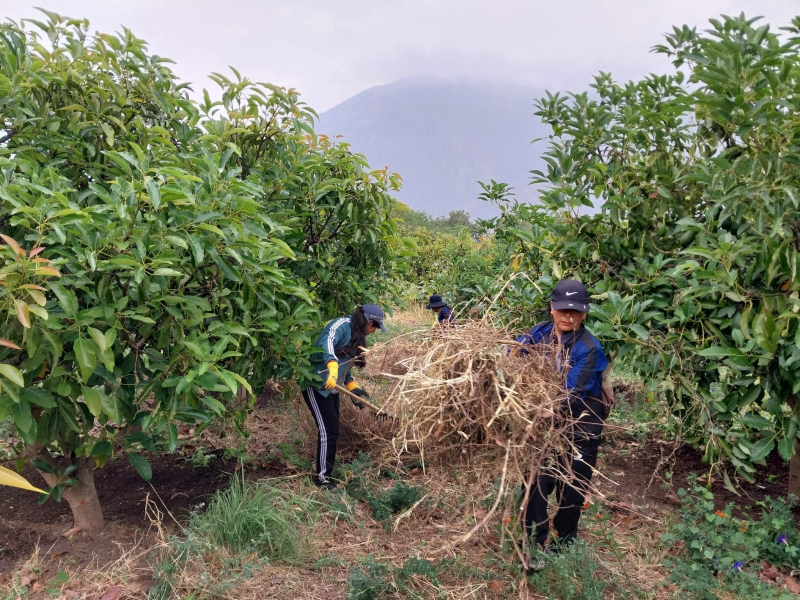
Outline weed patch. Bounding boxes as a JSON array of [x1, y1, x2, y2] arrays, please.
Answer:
[[664, 559, 796, 600], [342, 453, 426, 529], [527, 540, 639, 600], [189, 474, 319, 558], [270, 439, 313, 472], [347, 556, 444, 600], [147, 476, 322, 599], [661, 476, 800, 572]]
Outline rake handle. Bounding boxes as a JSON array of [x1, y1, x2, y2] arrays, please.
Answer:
[[333, 384, 387, 415]]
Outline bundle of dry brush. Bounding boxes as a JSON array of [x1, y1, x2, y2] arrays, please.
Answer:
[[371, 319, 590, 546]]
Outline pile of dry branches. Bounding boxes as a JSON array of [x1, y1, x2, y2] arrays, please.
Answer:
[[383, 320, 568, 463], [374, 319, 588, 546]]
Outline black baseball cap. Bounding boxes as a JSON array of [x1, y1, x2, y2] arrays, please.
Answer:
[[362, 303, 388, 333], [550, 280, 590, 312]]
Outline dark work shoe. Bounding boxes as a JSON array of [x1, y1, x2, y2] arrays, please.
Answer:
[[520, 553, 547, 573], [314, 478, 338, 491]]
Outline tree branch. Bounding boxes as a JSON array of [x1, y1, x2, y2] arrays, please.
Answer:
[[0, 129, 17, 145]]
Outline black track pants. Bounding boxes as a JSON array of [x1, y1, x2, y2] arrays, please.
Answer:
[[302, 388, 340, 484], [524, 400, 604, 548]]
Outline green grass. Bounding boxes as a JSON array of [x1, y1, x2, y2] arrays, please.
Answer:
[[189, 473, 320, 560]]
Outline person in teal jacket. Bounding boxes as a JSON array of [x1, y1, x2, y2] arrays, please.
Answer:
[[304, 304, 387, 489]]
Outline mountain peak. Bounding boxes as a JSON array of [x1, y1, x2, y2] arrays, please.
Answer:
[[318, 78, 548, 219]]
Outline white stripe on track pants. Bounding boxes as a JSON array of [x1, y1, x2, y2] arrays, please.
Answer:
[[302, 388, 340, 483]]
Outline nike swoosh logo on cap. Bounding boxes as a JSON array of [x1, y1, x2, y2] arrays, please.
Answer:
[[565, 291, 578, 296]]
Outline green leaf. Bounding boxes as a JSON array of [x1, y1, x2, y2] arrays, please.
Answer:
[[101, 123, 115, 146], [699, 346, 744, 358], [200, 395, 227, 415], [722, 469, 740, 496], [217, 369, 238, 394], [749, 437, 775, 462], [740, 306, 752, 340], [189, 236, 204, 265], [32, 457, 54, 474], [165, 235, 188, 250], [49, 282, 77, 318], [87, 327, 106, 353], [11, 401, 32, 432], [740, 414, 771, 429], [0, 364, 25, 387], [753, 312, 777, 352], [81, 386, 103, 418], [101, 392, 123, 424], [108, 257, 140, 267], [725, 291, 745, 303], [49, 571, 69, 586], [778, 434, 795, 462], [125, 314, 156, 324], [738, 385, 762, 409], [146, 178, 161, 210], [210, 253, 242, 283], [22, 387, 56, 409], [73, 339, 96, 383], [0, 73, 10, 99], [168, 423, 178, 452], [153, 268, 184, 277], [91, 440, 112, 456], [629, 324, 649, 341], [128, 452, 152, 482], [104, 328, 117, 350]]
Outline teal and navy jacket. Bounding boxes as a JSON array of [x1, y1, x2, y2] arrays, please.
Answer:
[[310, 317, 357, 398], [516, 321, 608, 417]]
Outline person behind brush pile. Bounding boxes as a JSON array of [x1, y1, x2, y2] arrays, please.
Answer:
[[426, 294, 455, 325], [515, 279, 612, 566], [304, 304, 387, 490]]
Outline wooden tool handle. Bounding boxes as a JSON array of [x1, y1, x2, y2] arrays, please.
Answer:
[[334, 384, 385, 414]]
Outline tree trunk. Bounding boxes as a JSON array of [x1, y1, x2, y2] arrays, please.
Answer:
[[61, 458, 104, 532], [788, 395, 800, 502], [26, 447, 104, 533], [790, 437, 800, 503]]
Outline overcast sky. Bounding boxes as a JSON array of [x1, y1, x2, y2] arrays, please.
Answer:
[[4, 0, 799, 112]]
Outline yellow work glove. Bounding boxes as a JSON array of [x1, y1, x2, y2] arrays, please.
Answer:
[[324, 361, 339, 390], [347, 380, 368, 409]]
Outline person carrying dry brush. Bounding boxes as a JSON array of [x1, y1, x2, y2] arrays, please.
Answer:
[[304, 304, 387, 490], [516, 279, 610, 557]]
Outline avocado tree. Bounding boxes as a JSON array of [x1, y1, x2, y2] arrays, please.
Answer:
[[0, 11, 404, 531], [481, 14, 800, 493]]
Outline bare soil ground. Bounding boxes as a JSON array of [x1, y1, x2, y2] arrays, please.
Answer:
[[1, 401, 791, 599], [0, 313, 796, 599]]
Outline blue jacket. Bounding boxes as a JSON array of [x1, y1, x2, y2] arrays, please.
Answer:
[[310, 317, 357, 397], [516, 321, 608, 416], [438, 306, 455, 324]]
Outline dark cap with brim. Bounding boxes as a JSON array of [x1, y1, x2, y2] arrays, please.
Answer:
[[362, 303, 388, 333], [550, 279, 590, 313], [426, 294, 447, 309]]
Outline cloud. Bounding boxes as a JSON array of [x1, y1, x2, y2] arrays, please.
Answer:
[[3, 0, 798, 110]]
